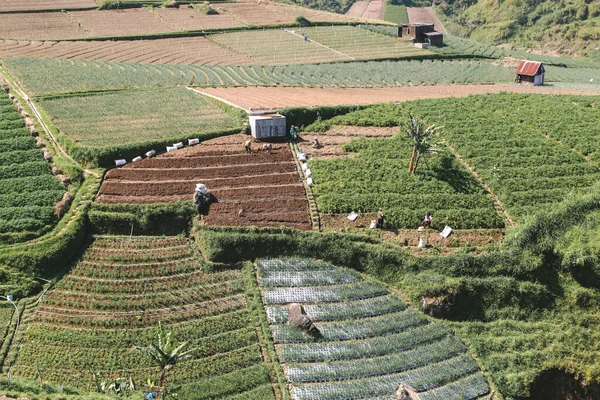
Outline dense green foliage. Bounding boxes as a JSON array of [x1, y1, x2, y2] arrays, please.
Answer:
[[256, 258, 489, 399], [0, 93, 65, 243], [383, 0, 408, 24], [12, 236, 275, 397], [310, 133, 504, 228], [308, 93, 600, 223]]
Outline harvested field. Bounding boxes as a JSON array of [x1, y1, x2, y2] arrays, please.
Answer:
[[0, 12, 84, 40], [69, 9, 174, 37], [198, 84, 600, 109], [214, 2, 295, 25], [298, 126, 397, 159], [155, 7, 243, 31], [345, 1, 370, 18], [0, 0, 97, 12], [361, 0, 384, 20], [97, 135, 312, 230], [0, 37, 255, 65]]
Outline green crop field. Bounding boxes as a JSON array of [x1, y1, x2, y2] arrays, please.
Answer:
[[0, 93, 65, 244], [12, 236, 275, 399], [312, 93, 600, 223], [256, 258, 490, 400], [38, 87, 241, 147], [309, 134, 504, 229], [209, 26, 429, 64]]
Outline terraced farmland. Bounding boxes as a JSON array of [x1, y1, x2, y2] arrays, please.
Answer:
[[0, 92, 65, 243], [11, 236, 274, 398], [96, 134, 312, 230], [38, 87, 241, 147], [256, 258, 490, 400]]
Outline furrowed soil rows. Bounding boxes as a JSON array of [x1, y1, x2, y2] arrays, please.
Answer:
[[0, 37, 255, 65], [155, 7, 244, 31], [0, 12, 84, 40], [69, 9, 175, 37], [97, 135, 312, 230]]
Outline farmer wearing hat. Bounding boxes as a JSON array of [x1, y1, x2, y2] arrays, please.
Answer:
[[194, 183, 212, 216]]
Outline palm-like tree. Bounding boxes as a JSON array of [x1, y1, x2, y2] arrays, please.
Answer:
[[135, 322, 195, 397], [403, 114, 442, 175]]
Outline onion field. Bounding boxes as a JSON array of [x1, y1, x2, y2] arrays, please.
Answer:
[[313, 93, 600, 224], [0, 92, 65, 243], [38, 87, 241, 147], [309, 134, 504, 229], [256, 258, 489, 400], [12, 236, 274, 399]]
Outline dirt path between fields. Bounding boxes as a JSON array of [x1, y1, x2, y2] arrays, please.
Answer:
[[197, 84, 600, 110], [407, 6, 446, 33]]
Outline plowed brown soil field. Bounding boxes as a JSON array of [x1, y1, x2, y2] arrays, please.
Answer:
[[97, 134, 311, 230], [0, 0, 96, 12]]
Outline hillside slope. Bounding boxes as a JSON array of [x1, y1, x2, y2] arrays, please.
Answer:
[[437, 0, 600, 59]]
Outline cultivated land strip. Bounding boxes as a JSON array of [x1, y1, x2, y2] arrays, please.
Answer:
[[197, 84, 600, 110]]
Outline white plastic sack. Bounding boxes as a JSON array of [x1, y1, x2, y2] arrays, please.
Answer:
[[166, 146, 177, 152], [297, 152, 307, 162], [173, 142, 184, 149], [369, 220, 377, 229], [132, 156, 142, 162], [302, 163, 308, 171], [145, 150, 156, 158], [347, 211, 358, 221], [440, 226, 453, 238], [305, 168, 312, 177], [306, 177, 313, 186], [418, 237, 427, 248], [114, 159, 126, 167], [188, 138, 200, 146]]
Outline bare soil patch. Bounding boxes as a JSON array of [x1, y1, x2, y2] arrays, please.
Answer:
[[0, 12, 84, 40], [0, 37, 254, 65], [69, 9, 174, 37], [361, 0, 384, 20], [198, 85, 600, 109], [346, 1, 370, 18], [297, 126, 396, 158], [0, 0, 96, 12], [97, 135, 311, 230], [155, 7, 244, 31], [215, 2, 295, 25]]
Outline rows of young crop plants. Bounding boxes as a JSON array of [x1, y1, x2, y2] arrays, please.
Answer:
[[0, 92, 65, 243], [256, 258, 489, 400], [308, 134, 504, 229], [209, 26, 428, 64], [38, 87, 241, 147], [11, 236, 274, 398], [315, 93, 600, 223], [9, 57, 600, 96]]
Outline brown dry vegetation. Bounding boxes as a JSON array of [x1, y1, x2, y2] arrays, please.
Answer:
[[155, 7, 244, 31]]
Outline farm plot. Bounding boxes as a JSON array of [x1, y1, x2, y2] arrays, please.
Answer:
[[0, 36, 255, 65], [0, 93, 65, 244], [155, 7, 244, 31], [0, 12, 84, 40], [302, 130, 504, 229], [209, 26, 429, 64], [96, 134, 312, 230], [0, 0, 97, 12], [256, 258, 489, 400], [3, 58, 524, 95], [12, 235, 275, 398], [37, 87, 241, 147], [68, 8, 176, 37], [316, 93, 600, 222]]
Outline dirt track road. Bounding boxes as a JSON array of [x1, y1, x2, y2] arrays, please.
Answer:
[[407, 7, 446, 33], [197, 84, 600, 110]]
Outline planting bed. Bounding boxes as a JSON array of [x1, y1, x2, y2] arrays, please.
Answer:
[[0, 37, 254, 66], [0, 12, 84, 40], [256, 258, 490, 399], [0, 92, 65, 243], [12, 236, 274, 397], [38, 87, 240, 147], [69, 9, 175, 37], [0, 0, 97, 12], [97, 134, 312, 230], [155, 7, 244, 31]]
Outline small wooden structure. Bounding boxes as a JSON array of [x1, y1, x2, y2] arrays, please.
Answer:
[[397, 23, 443, 46], [515, 60, 545, 86]]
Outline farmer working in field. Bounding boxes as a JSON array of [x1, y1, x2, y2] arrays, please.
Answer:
[[262, 143, 273, 153], [194, 183, 213, 217], [289, 125, 297, 142], [312, 136, 321, 149], [244, 137, 253, 153], [376, 208, 384, 229], [422, 212, 433, 228]]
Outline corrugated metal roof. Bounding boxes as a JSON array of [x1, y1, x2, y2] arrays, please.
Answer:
[[516, 60, 543, 76], [424, 32, 442, 36]]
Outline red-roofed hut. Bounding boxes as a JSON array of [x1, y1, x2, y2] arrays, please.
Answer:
[[516, 61, 545, 86]]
